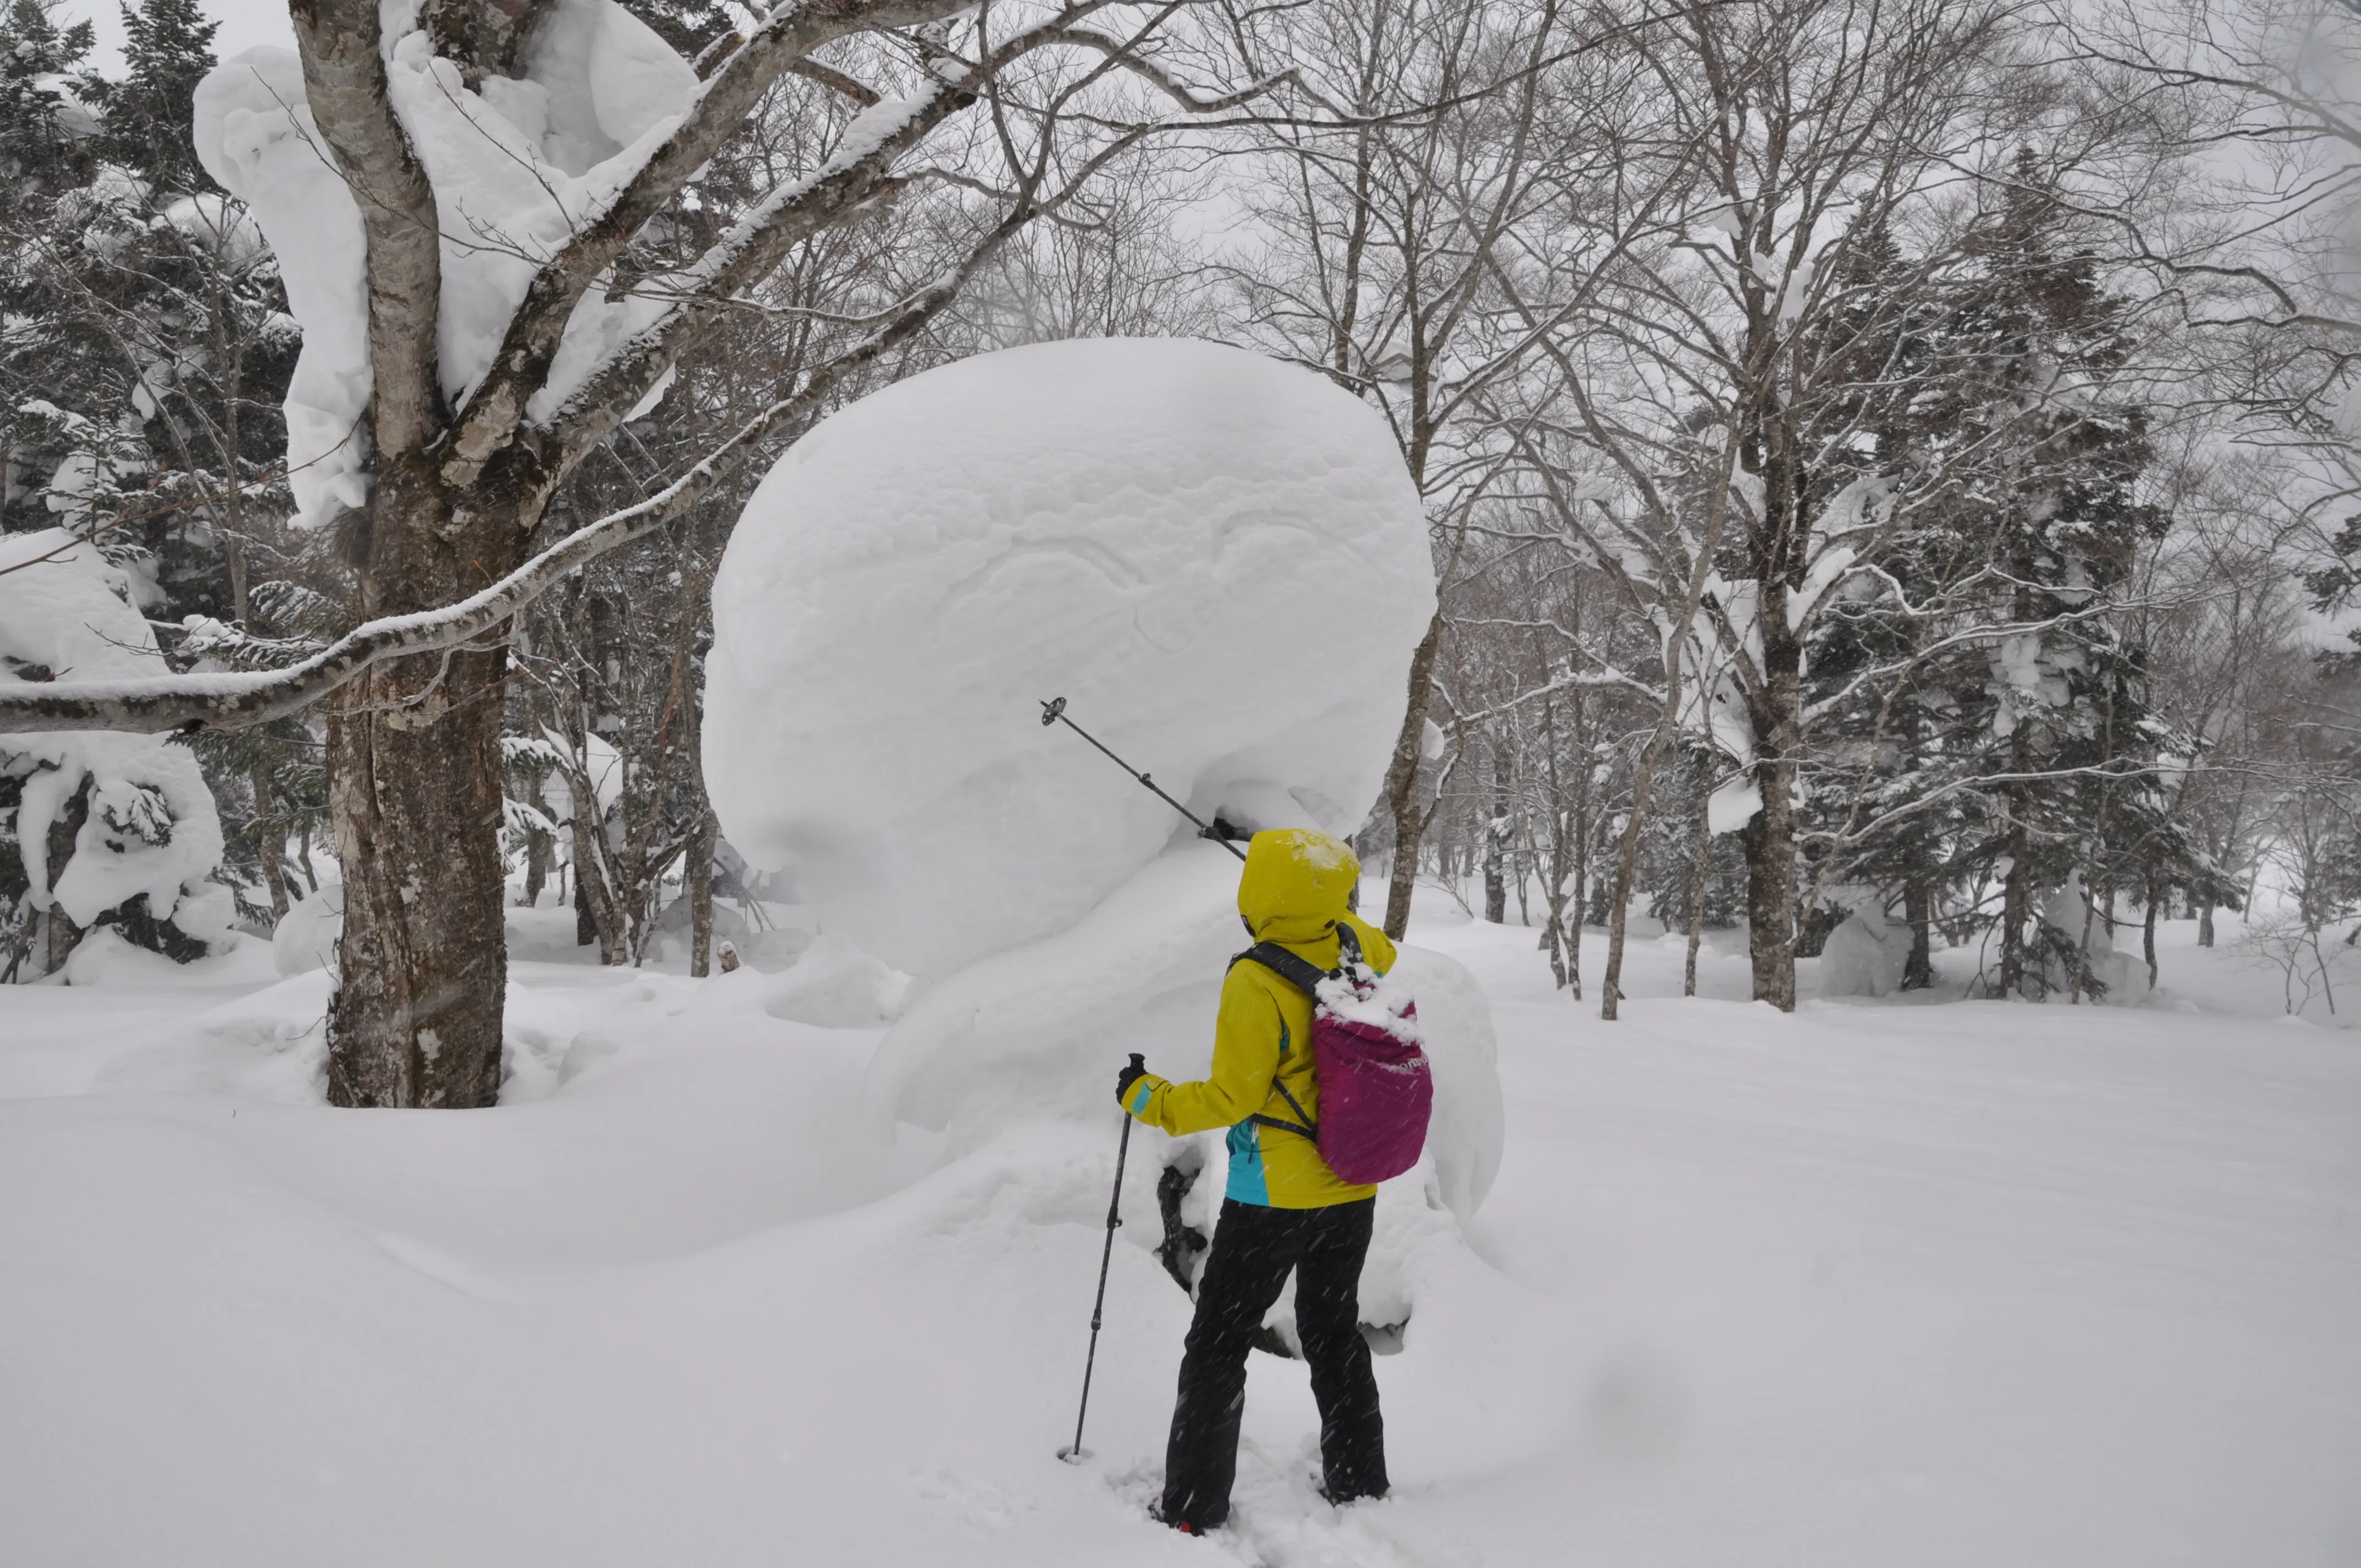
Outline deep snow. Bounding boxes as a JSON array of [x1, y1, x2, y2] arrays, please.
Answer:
[[3, 901, 2355, 1567]]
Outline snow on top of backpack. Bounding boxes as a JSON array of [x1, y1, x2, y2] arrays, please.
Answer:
[[1314, 966, 1424, 1047]]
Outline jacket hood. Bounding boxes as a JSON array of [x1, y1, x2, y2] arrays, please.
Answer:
[[1238, 828, 1359, 944]]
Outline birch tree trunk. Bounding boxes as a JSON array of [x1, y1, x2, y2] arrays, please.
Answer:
[[325, 486, 522, 1108]]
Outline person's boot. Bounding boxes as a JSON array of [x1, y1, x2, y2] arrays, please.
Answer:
[[1149, 1496, 1215, 1534]]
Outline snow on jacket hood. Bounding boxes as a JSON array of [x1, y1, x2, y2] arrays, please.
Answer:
[[1238, 828, 1361, 946]]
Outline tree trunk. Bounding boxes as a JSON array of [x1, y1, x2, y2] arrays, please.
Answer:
[[569, 795, 630, 966], [1482, 747, 1509, 924], [1902, 876, 1935, 991], [1998, 838, 2030, 999], [1737, 586, 1803, 1010], [1683, 786, 1712, 998], [231, 540, 290, 922], [1566, 801, 1586, 1000], [2070, 867, 2101, 1005], [252, 762, 291, 918], [2197, 898, 2215, 948], [575, 859, 597, 945], [1998, 761, 2031, 998], [1600, 743, 1671, 1021], [1738, 749, 1798, 1012], [1513, 820, 1531, 927], [688, 811, 716, 978], [324, 640, 511, 1109], [1380, 609, 1445, 940], [523, 826, 550, 908], [2144, 875, 2159, 991], [324, 465, 531, 1110]]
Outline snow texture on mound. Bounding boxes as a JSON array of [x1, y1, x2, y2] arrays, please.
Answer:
[[191, 0, 696, 525], [0, 530, 223, 928], [704, 337, 1436, 979]]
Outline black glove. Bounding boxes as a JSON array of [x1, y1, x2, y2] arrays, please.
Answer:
[[1115, 1054, 1149, 1108]]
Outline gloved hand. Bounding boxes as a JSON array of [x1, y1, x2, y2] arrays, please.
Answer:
[[1115, 1054, 1149, 1109]]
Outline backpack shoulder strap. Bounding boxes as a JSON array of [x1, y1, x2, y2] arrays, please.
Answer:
[[1229, 939, 1332, 998], [1227, 941, 1329, 1142]]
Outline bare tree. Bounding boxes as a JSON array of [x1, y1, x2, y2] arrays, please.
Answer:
[[1221, 0, 1597, 937]]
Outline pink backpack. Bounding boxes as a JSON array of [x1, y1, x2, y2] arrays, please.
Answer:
[[1234, 924, 1433, 1186]]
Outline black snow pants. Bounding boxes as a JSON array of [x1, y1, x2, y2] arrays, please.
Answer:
[[1160, 1196, 1386, 1531]]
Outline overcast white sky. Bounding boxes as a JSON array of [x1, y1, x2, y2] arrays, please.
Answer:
[[62, 0, 292, 73]]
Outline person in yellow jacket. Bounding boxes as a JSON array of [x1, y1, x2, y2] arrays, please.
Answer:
[[1114, 827, 1392, 1534]]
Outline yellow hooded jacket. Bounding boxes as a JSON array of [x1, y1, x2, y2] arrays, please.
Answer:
[[1120, 828, 1396, 1209]]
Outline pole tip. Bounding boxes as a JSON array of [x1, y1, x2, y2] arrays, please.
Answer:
[[1040, 696, 1066, 726]]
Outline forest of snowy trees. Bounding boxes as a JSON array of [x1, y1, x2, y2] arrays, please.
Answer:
[[1, 0, 2354, 1097]]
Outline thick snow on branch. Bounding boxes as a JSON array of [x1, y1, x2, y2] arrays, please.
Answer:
[[192, 50, 370, 526], [0, 240, 999, 739], [0, 532, 223, 925], [192, 0, 697, 524]]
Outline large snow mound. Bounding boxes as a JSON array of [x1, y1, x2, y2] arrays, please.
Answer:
[[705, 337, 1435, 978]]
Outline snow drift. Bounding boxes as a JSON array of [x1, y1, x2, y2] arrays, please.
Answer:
[[704, 337, 1437, 979]]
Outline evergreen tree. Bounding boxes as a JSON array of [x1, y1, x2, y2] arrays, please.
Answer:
[[3, 0, 323, 946], [1813, 153, 2231, 996], [0, 0, 95, 197], [80, 0, 219, 196]]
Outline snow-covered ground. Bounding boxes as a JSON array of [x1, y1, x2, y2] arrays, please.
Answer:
[[4, 903, 2357, 1567]]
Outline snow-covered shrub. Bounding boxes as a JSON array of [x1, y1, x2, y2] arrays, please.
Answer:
[[1819, 905, 1911, 998], [1, 529, 226, 978], [2034, 876, 2136, 1000]]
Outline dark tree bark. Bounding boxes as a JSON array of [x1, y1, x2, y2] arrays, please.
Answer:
[[688, 812, 715, 978], [1482, 745, 1509, 924], [1997, 721, 2033, 997], [323, 478, 520, 1109], [251, 763, 291, 918], [1902, 876, 1935, 990], [2144, 874, 2159, 990], [1380, 611, 1445, 941], [1738, 752, 1799, 1013], [523, 826, 550, 908]]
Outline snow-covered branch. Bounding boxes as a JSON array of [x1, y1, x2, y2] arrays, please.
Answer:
[[439, 0, 995, 479], [0, 212, 1027, 738]]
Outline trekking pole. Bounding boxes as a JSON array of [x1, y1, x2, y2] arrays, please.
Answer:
[[1040, 698, 1248, 862], [1058, 1052, 1144, 1464]]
